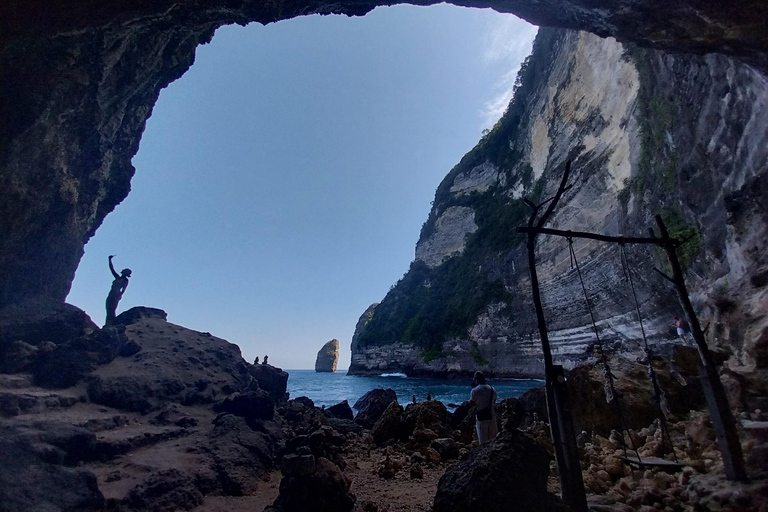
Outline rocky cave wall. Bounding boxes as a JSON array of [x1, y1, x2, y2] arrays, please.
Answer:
[[1, 0, 767, 308], [349, 28, 768, 377]]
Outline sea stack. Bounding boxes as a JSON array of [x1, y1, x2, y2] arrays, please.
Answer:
[[315, 339, 340, 373]]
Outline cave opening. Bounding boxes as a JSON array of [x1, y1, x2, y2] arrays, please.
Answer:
[[64, 5, 537, 368]]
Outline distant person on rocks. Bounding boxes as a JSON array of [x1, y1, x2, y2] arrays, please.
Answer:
[[263, 355, 268, 365], [470, 371, 498, 445], [105, 255, 131, 326], [254, 356, 260, 364], [675, 316, 691, 345]]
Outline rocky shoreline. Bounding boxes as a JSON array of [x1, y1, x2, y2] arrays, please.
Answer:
[[1, 301, 767, 511]]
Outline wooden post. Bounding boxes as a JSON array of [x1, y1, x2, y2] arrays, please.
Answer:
[[523, 161, 588, 512], [655, 215, 748, 481]]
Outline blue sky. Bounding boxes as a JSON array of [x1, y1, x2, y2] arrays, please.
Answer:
[[67, 5, 536, 370]]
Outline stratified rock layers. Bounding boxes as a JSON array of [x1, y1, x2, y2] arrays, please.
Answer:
[[315, 339, 340, 373], [349, 29, 768, 377]]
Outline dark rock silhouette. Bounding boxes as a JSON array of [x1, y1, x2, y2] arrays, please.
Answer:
[[213, 390, 275, 421], [267, 456, 355, 512], [352, 388, 397, 428], [371, 401, 406, 445], [114, 306, 166, 325], [0, 422, 105, 511], [0, 298, 98, 373], [248, 362, 289, 403], [433, 430, 565, 512], [325, 400, 354, 420]]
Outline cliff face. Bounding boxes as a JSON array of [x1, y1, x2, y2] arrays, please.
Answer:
[[315, 339, 340, 373], [0, 0, 766, 308], [349, 28, 768, 377]]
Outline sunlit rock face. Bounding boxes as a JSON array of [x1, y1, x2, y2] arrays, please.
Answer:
[[348, 29, 768, 377], [315, 339, 340, 372], [0, 0, 766, 307]]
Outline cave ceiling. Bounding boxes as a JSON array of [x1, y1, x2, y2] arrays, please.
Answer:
[[0, 0, 766, 307]]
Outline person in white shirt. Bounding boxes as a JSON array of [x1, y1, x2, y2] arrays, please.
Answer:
[[470, 371, 498, 444]]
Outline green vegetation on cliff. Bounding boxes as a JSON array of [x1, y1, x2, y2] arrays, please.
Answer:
[[356, 30, 564, 355], [621, 44, 679, 196]]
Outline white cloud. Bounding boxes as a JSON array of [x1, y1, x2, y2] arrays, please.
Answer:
[[480, 15, 538, 129]]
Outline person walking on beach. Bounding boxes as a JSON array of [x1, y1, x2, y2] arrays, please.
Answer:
[[105, 255, 131, 326], [674, 316, 691, 345], [470, 371, 498, 444]]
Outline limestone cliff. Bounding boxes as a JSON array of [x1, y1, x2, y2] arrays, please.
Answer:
[[349, 28, 768, 377], [315, 339, 340, 373]]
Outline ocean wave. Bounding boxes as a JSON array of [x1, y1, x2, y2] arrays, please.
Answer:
[[380, 372, 408, 378]]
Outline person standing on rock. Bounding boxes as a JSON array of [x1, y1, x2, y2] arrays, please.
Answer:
[[674, 316, 691, 345], [105, 255, 131, 326], [263, 355, 268, 365], [470, 371, 498, 444]]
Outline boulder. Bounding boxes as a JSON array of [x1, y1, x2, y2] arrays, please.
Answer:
[[450, 400, 472, 428], [497, 397, 526, 431], [87, 376, 154, 413], [249, 363, 289, 403], [271, 457, 355, 512], [433, 430, 555, 512], [0, 423, 104, 512], [208, 413, 283, 495], [326, 400, 354, 420], [281, 454, 316, 477], [328, 418, 362, 435], [353, 389, 397, 428], [371, 401, 406, 445], [315, 339, 340, 372], [113, 306, 167, 325], [0, 298, 98, 373], [125, 468, 203, 511], [213, 390, 275, 421], [431, 438, 460, 460], [566, 355, 705, 435], [517, 386, 548, 421], [403, 399, 452, 439], [281, 398, 329, 433], [34, 327, 129, 389]]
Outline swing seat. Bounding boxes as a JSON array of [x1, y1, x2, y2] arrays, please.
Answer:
[[620, 455, 684, 471]]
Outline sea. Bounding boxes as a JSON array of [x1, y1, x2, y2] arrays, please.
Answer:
[[285, 370, 544, 411]]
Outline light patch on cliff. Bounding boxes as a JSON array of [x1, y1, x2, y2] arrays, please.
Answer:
[[450, 161, 501, 196], [562, 35, 639, 191], [415, 206, 477, 267], [528, 33, 639, 190], [529, 114, 552, 181]]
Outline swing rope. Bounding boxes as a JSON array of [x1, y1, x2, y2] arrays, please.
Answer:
[[620, 244, 679, 463], [567, 238, 640, 460]]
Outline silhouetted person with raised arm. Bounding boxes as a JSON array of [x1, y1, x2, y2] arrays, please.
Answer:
[[105, 255, 131, 326]]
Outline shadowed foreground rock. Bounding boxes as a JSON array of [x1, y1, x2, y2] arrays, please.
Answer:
[[433, 430, 567, 512], [325, 399, 354, 420], [267, 456, 355, 512], [353, 388, 397, 428], [248, 363, 289, 403], [0, 298, 98, 373], [0, 424, 104, 511]]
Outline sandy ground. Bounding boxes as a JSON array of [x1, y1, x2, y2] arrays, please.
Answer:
[[186, 438, 452, 512]]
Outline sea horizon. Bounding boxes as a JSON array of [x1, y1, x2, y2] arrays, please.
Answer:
[[284, 369, 544, 411]]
